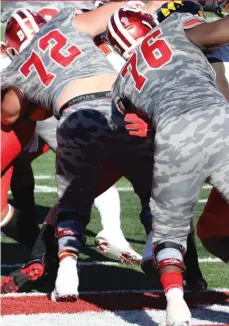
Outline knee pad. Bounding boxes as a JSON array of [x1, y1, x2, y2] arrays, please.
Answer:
[[153, 241, 185, 270]]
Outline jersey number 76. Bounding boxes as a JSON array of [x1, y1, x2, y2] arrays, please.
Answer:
[[20, 29, 82, 87], [121, 28, 173, 92]]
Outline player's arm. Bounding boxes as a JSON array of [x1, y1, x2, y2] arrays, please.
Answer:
[[185, 16, 229, 48], [74, 1, 128, 37], [144, 1, 168, 14], [1, 88, 26, 125]]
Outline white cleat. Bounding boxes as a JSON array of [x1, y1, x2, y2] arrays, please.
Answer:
[[140, 231, 156, 275], [95, 230, 142, 265], [51, 256, 79, 302], [166, 289, 192, 326]]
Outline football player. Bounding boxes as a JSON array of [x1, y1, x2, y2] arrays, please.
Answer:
[[108, 2, 229, 325], [1, 2, 154, 301], [0, 42, 41, 247], [0, 1, 143, 264]]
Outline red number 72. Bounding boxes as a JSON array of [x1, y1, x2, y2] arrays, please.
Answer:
[[20, 29, 82, 87]]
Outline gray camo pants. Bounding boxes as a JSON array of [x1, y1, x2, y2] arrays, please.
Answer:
[[36, 116, 58, 152], [151, 103, 229, 249]]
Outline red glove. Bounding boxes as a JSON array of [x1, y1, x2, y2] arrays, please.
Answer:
[[124, 113, 152, 137]]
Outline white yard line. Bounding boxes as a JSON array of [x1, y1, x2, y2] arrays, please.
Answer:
[[1, 257, 221, 269], [1, 288, 229, 298], [34, 176, 55, 180]]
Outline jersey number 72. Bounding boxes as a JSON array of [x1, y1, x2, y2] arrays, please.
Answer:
[[20, 29, 82, 87], [121, 28, 173, 92]]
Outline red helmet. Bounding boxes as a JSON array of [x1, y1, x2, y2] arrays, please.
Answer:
[[106, 7, 157, 60], [4, 9, 47, 54]]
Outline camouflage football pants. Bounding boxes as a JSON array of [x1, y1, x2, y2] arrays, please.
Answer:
[[151, 103, 229, 249], [36, 116, 58, 152], [56, 97, 153, 221]]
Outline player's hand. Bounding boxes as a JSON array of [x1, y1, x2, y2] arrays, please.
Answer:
[[124, 113, 152, 137]]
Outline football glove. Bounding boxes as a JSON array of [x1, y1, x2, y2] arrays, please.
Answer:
[[124, 113, 152, 137]]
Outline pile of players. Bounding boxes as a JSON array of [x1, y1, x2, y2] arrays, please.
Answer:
[[1, 1, 229, 325]]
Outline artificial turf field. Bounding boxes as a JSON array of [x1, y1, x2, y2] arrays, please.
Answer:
[[1, 152, 229, 325]]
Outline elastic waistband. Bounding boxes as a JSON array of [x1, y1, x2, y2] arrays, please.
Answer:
[[59, 91, 112, 117]]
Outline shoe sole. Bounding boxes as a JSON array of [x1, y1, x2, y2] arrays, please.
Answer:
[[95, 237, 142, 265], [0, 262, 45, 293], [51, 290, 78, 302]]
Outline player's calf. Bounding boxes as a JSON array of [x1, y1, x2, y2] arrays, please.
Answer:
[[154, 241, 191, 326], [51, 214, 86, 302]]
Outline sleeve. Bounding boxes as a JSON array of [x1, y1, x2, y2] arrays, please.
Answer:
[[205, 45, 229, 63], [183, 15, 206, 30]]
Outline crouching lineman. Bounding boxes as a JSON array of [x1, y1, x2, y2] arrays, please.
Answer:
[[1, 0, 145, 264], [108, 2, 229, 325], [0, 42, 41, 248], [1, 2, 156, 301]]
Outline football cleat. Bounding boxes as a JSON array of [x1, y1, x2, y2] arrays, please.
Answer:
[[95, 230, 142, 265], [51, 256, 79, 302], [0, 259, 45, 293]]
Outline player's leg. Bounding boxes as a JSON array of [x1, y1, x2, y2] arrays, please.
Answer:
[[202, 161, 229, 263], [1, 120, 40, 248], [1, 119, 36, 174], [1, 166, 14, 227], [95, 160, 142, 264], [53, 98, 113, 301], [37, 116, 138, 264], [151, 115, 211, 326], [184, 219, 207, 290], [197, 188, 229, 263]]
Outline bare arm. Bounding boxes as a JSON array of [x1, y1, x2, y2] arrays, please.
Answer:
[[74, 1, 127, 38], [144, 1, 168, 14], [186, 16, 229, 48], [1, 89, 26, 125], [211, 61, 229, 101]]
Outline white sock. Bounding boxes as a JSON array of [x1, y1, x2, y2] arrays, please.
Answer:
[[59, 255, 77, 268], [166, 287, 184, 301], [94, 186, 121, 233]]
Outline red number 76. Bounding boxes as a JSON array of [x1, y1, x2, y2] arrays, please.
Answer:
[[121, 28, 173, 92]]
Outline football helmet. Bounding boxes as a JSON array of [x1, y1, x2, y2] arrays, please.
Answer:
[[107, 7, 157, 60], [0, 42, 12, 71], [4, 9, 47, 55], [156, 1, 206, 23]]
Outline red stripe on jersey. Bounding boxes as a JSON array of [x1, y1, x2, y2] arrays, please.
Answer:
[[184, 18, 202, 28]]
